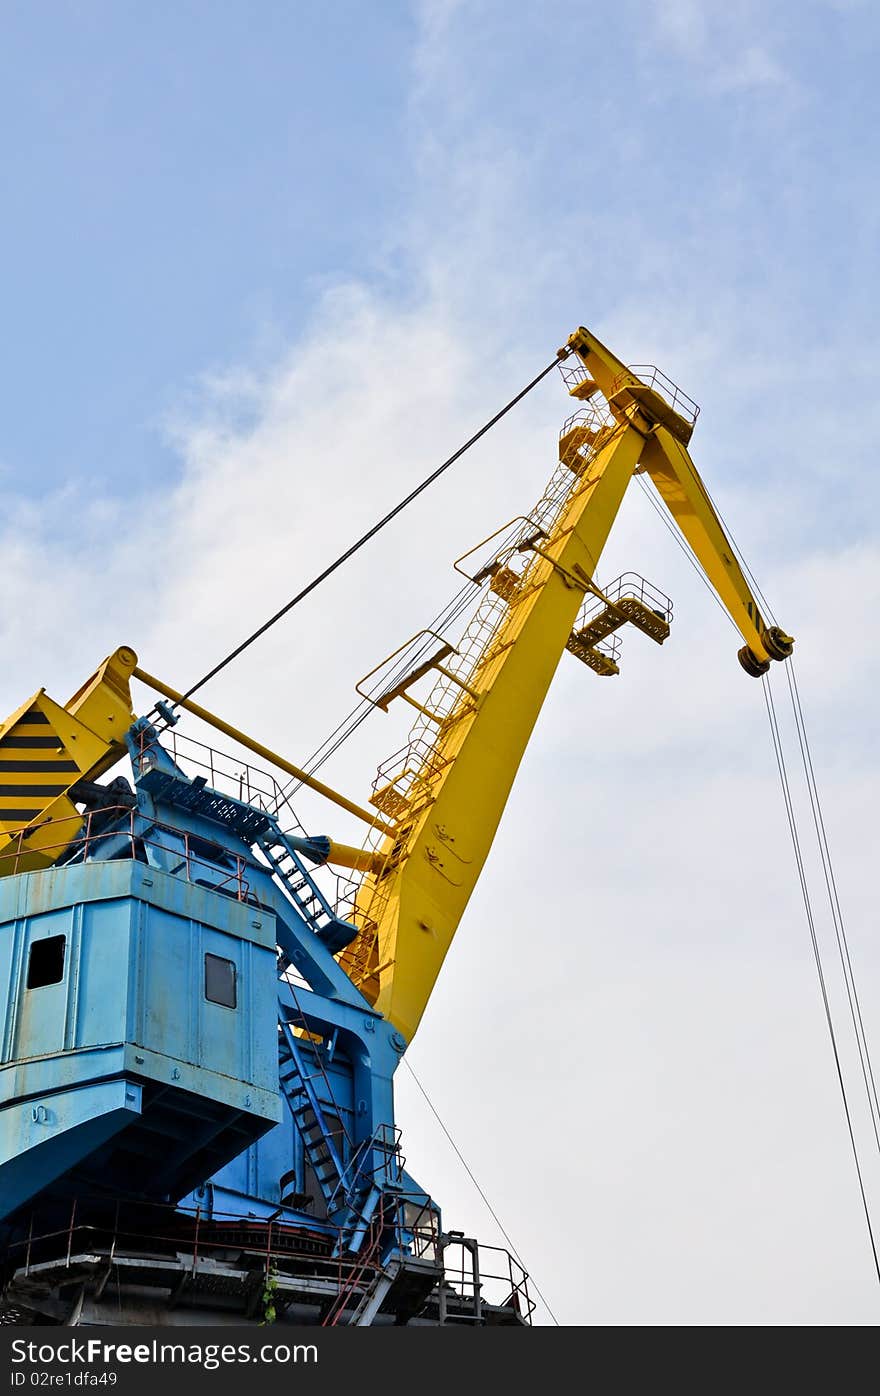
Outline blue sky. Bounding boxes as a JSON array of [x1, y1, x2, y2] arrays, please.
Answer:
[[1, 2, 416, 489], [2, 1, 880, 1325], [3, 1, 877, 513]]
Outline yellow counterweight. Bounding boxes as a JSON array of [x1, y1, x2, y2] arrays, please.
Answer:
[[0, 646, 138, 875]]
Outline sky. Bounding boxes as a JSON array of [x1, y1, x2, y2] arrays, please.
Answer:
[[2, 0, 879, 1325]]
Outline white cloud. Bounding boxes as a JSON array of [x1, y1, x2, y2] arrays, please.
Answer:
[[653, 1, 799, 97], [654, 0, 712, 58], [716, 43, 794, 93]]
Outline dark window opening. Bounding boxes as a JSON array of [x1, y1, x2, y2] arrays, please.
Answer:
[[188, 836, 234, 867], [26, 935, 66, 989], [205, 952, 237, 1009]]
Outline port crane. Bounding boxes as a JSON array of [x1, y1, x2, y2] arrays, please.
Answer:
[[0, 326, 793, 1325]]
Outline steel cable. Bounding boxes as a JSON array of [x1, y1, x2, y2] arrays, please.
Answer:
[[687, 481, 880, 1166], [166, 355, 564, 711], [782, 659, 880, 1151], [762, 674, 880, 1287], [639, 469, 880, 1280], [402, 1057, 560, 1326]]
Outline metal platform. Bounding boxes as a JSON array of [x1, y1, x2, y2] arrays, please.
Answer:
[[1, 1201, 532, 1327]]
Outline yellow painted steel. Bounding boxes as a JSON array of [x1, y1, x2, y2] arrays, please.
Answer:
[[0, 646, 138, 875], [132, 668, 396, 837], [348, 422, 644, 1041], [345, 325, 794, 1042], [640, 429, 770, 658], [564, 327, 791, 664], [325, 840, 386, 874]]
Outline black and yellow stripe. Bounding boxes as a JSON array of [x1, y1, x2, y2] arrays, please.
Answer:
[[1, 736, 67, 748], [0, 705, 82, 828]]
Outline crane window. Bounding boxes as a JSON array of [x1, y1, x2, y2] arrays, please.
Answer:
[[26, 935, 66, 989], [205, 953, 237, 1009]]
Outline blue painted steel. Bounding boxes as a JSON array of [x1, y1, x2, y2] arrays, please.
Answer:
[[137, 764, 271, 843], [0, 859, 279, 1217], [127, 722, 366, 1005], [183, 1182, 339, 1234], [0, 1080, 142, 1217], [0, 717, 432, 1263]]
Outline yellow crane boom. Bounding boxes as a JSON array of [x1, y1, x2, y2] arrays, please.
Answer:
[[342, 326, 793, 1042]]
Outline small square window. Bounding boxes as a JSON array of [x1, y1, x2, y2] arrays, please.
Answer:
[[27, 935, 66, 989], [205, 952, 237, 1008]]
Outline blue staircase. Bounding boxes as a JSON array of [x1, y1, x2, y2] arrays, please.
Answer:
[[278, 1020, 347, 1203], [277, 1019, 382, 1254], [256, 829, 357, 954]]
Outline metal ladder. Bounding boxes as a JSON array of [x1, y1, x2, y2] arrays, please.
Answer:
[[322, 1199, 402, 1326], [277, 1019, 383, 1254], [258, 825, 356, 952], [278, 1020, 347, 1210], [345, 1257, 402, 1327]]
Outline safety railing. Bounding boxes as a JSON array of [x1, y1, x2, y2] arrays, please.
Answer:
[[616, 364, 700, 427], [328, 1122, 404, 1216], [137, 727, 307, 830], [135, 727, 359, 919], [590, 632, 622, 665], [4, 1193, 534, 1325], [560, 402, 616, 442], [0, 804, 252, 900], [434, 1231, 534, 1323], [578, 570, 674, 625], [558, 360, 596, 394]]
